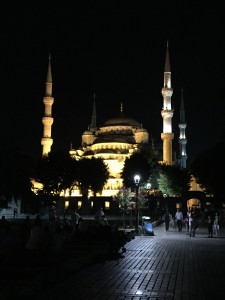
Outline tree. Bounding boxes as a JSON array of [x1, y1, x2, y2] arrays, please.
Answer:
[[33, 150, 78, 207], [0, 142, 34, 209], [76, 157, 109, 197], [156, 164, 191, 197], [121, 152, 152, 189], [190, 140, 225, 208], [75, 157, 110, 212], [114, 187, 134, 228]]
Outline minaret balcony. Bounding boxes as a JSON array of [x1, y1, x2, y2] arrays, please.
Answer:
[[41, 137, 53, 146], [161, 110, 174, 118], [43, 97, 54, 105], [42, 116, 53, 126], [161, 87, 173, 97]]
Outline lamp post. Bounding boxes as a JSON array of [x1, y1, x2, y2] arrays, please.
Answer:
[[134, 174, 140, 235]]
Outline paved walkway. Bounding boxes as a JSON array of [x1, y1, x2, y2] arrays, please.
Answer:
[[35, 222, 225, 300], [1, 222, 225, 300]]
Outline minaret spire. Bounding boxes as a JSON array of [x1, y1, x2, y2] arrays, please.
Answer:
[[178, 88, 187, 168], [41, 53, 54, 156], [161, 42, 174, 165], [90, 93, 97, 132]]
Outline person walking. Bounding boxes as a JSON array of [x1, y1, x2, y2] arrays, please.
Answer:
[[175, 208, 183, 232], [163, 211, 171, 231]]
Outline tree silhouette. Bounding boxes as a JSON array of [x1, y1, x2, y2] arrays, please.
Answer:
[[121, 152, 152, 189], [190, 139, 225, 208], [33, 150, 78, 207]]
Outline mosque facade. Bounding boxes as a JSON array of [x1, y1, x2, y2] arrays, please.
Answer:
[[41, 44, 188, 198]]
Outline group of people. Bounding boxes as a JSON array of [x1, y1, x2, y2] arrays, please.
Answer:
[[163, 208, 185, 232], [163, 208, 221, 238], [207, 212, 220, 237], [0, 207, 110, 256]]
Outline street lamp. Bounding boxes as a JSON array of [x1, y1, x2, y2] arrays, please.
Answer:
[[134, 174, 140, 234]]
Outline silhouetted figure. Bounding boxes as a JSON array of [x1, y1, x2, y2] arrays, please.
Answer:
[[163, 211, 171, 231], [71, 209, 81, 232], [189, 212, 198, 237], [20, 216, 32, 248], [214, 212, 220, 236], [208, 215, 213, 238], [26, 216, 42, 251], [185, 212, 191, 234], [95, 207, 105, 219], [13, 208, 17, 218]]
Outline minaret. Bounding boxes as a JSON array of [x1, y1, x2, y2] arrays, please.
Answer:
[[41, 54, 54, 156], [89, 93, 97, 132], [178, 88, 187, 168], [161, 42, 174, 165]]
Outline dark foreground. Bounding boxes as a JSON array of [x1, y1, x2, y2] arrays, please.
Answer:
[[1, 222, 225, 300]]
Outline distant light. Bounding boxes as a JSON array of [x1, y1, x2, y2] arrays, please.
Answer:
[[105, 201, 110, 209], [146, 182, 151, 189]]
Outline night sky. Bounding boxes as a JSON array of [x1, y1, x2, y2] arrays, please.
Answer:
[[2, 2, 225, 165]]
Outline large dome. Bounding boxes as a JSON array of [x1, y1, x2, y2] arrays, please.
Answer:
[[103, 114, 141, 127]]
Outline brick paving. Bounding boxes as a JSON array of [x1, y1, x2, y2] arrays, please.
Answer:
[[1, 222, 225, 300], [37, 223, 225, 300]]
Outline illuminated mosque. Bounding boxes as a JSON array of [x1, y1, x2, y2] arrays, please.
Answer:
[[41, 44, 188, 199]]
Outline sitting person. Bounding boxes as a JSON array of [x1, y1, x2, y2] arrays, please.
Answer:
[[95, 207, 105, 219]]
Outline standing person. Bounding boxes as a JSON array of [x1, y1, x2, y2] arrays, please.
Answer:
[[184, 212, 190, 235], [74, 209, 81, 232], [214, 212, 220, 236], [163, 211, 171, 231], [189, 211, 198, 237], [175, 208, 183, 232], [208, 215, 213, 238], [13, 208, 17, 218], [188, 211, 193, 235]]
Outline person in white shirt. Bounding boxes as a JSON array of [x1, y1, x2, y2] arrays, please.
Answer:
[[175, 209, 183, 232]]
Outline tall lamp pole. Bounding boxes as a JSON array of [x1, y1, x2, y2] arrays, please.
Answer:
[[134, 174, 140, 235]]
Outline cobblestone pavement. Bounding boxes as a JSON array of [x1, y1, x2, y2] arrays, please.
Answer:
[[36, 223, 225, 300]]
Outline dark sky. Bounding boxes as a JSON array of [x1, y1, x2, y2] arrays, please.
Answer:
[[2, 2, 225, 165]]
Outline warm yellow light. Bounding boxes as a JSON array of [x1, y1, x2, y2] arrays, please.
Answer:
[[78, 201, 82, 208], [65, 201, 69, 208], [105, 201, 110, 209]]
